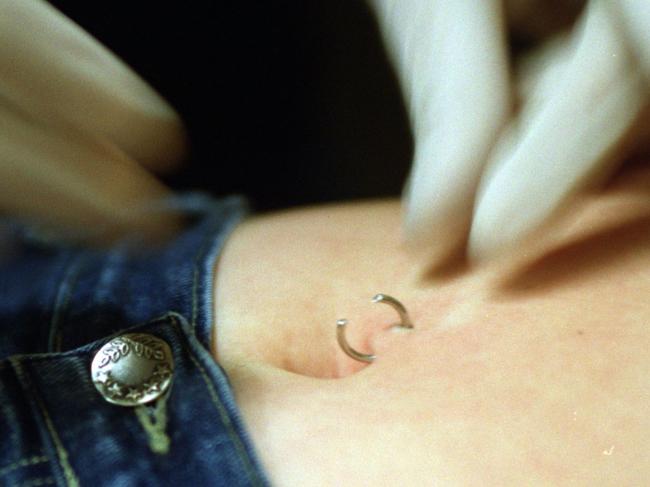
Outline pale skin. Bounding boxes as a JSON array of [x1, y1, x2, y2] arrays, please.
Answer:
[[213, 161, 650, 486]]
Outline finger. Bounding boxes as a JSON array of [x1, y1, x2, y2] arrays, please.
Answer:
[[504, 0, 587, 42], [615, 0, 650, 155], [469, 0, 647, 261], [0, 103, 181, 244], [516, 33, 573, 112], [372, 0, 511, 263], [616, 0, 650, 76], [0, 0, 186, 171]]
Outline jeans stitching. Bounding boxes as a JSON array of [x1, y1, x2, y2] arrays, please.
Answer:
[[190, 218, 219, 329], [9, 359, 79, 487], [190, 201, 246, 342], [15, 476, 56, 487], [0, 455, 48, 477], [0, 375, 20, 454], [186, 207, 264, 485], [48, 254, 87, 353], [11, 315, 177, 363], [167, 314, 264, 486]]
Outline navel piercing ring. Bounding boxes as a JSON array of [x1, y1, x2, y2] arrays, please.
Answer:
[[336, 294, 414, 363]]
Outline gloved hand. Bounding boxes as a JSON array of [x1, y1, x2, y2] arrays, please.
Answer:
[[370, 0, 650, 263], [0, 0, 187, 243]]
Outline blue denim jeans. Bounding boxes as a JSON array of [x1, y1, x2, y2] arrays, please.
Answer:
[[0, 194, 270, 486]]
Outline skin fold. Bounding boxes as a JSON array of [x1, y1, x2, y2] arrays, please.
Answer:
[[213, 161, 650, 486]]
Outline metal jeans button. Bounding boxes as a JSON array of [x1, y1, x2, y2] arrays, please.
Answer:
[[91, 333, 174, 406]]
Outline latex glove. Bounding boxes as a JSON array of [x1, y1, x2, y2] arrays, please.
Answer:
[[371, 0, 650, 263], [370, 0, 510, 263], [0, 0, 187, 243]]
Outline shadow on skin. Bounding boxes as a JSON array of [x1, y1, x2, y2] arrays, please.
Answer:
[[416, 236, 470, 283], [412, 158, 650, 297], [493, 158, 650, 296], [497, 213, 650, 295]]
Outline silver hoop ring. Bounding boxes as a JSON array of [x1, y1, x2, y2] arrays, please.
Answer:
[[336, 294, 413, 363]]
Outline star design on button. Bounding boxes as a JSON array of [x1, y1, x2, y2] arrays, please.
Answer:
[[94, 369, 111, 383], [107, 382, 123, 396], [141, 381, 160, 394], [125, 388, 143, 401]]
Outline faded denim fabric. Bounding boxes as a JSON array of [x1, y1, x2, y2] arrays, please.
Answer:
[[0, 194, 270, 487]]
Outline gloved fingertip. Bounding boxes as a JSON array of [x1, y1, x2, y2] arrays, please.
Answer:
[[401, 171, 441, 251], [466, 224, 504, 264], [402, 198, 472, 277], [467, 178, 548, 264]]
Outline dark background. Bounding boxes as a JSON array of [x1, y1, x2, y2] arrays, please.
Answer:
[[49, 1, 413, 212]]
